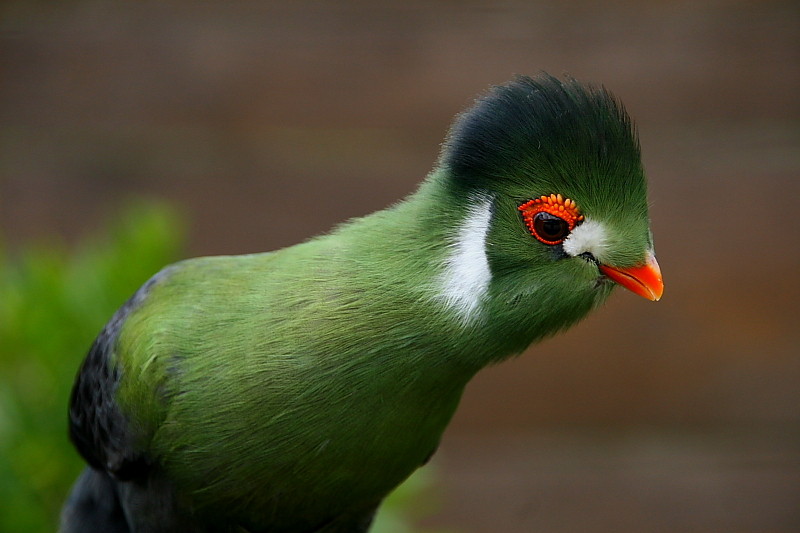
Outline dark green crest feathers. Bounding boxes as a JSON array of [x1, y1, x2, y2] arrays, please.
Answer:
[[439, 74, 645, 209]]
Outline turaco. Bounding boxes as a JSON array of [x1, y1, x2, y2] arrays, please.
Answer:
[[62, 73, 663, 533]]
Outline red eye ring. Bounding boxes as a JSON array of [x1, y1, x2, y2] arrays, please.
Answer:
[[519, 194, 584, 245]]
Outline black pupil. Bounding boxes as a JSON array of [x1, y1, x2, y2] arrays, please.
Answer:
[[534, 212, 568, 241]]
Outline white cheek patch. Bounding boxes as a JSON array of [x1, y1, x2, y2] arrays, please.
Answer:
[[435, 194, 493, 325], [562, 218, 609, 259]]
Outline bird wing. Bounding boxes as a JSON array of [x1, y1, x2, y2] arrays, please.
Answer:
[[68, 270, 170, 479]]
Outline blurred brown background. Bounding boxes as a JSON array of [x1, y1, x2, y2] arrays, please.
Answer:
[[2, 1, 799, 531]]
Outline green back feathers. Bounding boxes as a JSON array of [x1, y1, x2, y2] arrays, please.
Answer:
[[112, 199, 479, 522], [95, 72, 656, 530]]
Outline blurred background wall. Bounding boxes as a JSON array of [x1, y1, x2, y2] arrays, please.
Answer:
[[1, 1, 798, 531]]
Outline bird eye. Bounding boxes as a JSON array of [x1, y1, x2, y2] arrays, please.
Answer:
[[518, 193, 584, 246], [533, 212, 570, 244]]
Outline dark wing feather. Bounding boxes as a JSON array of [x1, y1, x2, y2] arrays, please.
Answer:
[[68, 272, 168, 479]]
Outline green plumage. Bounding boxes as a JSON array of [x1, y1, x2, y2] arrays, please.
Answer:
[[62, 74, 658, 533]]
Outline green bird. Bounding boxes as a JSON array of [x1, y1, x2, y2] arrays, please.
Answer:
[[61, 73, 663, 533]]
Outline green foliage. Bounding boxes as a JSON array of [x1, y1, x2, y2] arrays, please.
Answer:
[[373, 466, 452, 533], [0, 200, 445, 532], [0, 201, 184, 532]]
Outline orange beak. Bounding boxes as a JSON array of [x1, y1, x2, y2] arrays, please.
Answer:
[[599, 254, 664, 301]]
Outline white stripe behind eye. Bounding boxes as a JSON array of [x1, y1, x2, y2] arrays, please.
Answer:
[[435, 194, 493, 325]]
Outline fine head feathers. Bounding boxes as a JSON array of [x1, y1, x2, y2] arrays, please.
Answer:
[[440, 73, 644, 203], [431, 73, 660, 327], [440, 73, 654, 262], [438, 74, 650, 253]]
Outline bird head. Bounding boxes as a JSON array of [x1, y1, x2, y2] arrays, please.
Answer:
[[431, 74, 662, 340]]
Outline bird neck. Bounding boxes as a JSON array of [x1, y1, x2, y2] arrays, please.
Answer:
[[323, 171, 545, 376]]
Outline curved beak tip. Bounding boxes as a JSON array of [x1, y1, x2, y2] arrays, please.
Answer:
[[599, 255, 664, 302]]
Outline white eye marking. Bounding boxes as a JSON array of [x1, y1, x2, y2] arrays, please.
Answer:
[[562, 218, 608, 259], [435, 194, 493, 325]]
